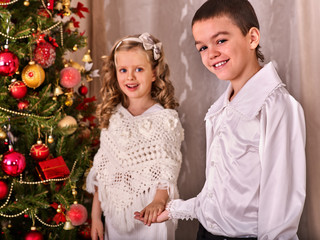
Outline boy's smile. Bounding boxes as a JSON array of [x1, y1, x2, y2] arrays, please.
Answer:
[[192, 16, 261, 96]]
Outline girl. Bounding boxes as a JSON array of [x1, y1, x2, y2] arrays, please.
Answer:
[[86, 32, 184, 240]]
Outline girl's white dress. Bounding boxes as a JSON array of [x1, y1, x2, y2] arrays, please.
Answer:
[[86, 104, 184, 240]]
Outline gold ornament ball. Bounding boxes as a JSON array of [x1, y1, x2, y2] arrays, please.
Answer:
[[58, 116, 78, 135], [65, 97, 73, 106], [48, 135, 54, 144], [24, 0, 30, 6], [0, 129, 7, 139], [22, 61, 45, 89]]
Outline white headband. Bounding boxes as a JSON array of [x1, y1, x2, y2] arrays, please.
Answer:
[[115, 32, 162, 60]]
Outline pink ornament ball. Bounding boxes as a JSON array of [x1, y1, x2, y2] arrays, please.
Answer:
[[0, 49, 19, 76], [1, 147, 26, 177], [60, 67, 81, 88], [67, 203, 88, 226], [0, 181, 8, 200]]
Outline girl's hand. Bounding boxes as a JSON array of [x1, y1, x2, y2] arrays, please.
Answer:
[[134, 209, 169, 224], [91, 219, 104, 240], [139, 200, 165, 226]]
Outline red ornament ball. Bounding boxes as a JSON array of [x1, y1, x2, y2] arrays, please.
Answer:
[[33, 42, 56, 68], [67, 204, 88, 226], [78, 84, 88, 96], [24, 229, 44, 240], [9, 80, 27, 99], [30, 140, 50, 161], [60, 67, 81, 88], [0, 180, 8, 200], [18, 100, 29, 110], [78, 222, 91, 239], [1, 146, 26, 176], [0, 49, 19, 76], [37, 8, 50, 18]]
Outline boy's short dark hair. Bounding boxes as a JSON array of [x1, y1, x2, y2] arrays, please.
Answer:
[[192, 0, 264, 62]]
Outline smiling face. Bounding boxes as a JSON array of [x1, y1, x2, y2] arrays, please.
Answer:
[[115, 48, 156, 106], [192, 15, 260, 89]]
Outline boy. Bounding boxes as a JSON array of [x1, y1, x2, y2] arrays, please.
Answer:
[[135, 0, 306, 239]]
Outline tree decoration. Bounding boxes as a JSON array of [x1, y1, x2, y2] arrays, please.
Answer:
[[0, 47, 19, 76], [78, 84, 88, 96], [81, 50, 92, 63], [66, 203, 88, 226], [18, 100, 29, 110], [33, 41, 56, 68], [50, 203, 66, 224], [0, 1, 98, 238], [62, 0, 71, 16], [24, 227, 44, 240], [21, 61, 45, 89], [0, 128, 7, 139], [75, 2, 89, 18], [1, 145, 26, 176], [23, 0, 30, 7], [9, 80, 27, 99], [58, 115, 77, 135], [30, 139, 50, 161], [67, 59, 84, 72], [0, 180, 9, 200], [60, 67, 81, 88]]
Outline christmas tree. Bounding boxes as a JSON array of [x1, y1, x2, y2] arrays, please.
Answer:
[[0, 1, 99, 239]]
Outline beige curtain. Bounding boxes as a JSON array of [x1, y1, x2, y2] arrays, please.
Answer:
[[85, 0, 320, 239], [297, 0, 320, 238]]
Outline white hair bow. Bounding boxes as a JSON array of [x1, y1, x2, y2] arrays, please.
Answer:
[[115, 32, 162, 60], [138, 32, 162, 60]]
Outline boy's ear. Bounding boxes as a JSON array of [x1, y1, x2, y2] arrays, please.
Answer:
[[248, 27, 260, 49]]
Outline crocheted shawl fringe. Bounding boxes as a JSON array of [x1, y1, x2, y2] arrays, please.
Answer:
[[97, 180, 179, 232]]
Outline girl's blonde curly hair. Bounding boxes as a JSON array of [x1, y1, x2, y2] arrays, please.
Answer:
[[96, 33, 179, 129]]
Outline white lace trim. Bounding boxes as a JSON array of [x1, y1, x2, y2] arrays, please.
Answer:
[[166, 199, 195, 221]]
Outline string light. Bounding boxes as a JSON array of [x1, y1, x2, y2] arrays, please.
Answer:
[[0, 21, 64, 46], [35, 214, 64, 227], [0, 0, 19, 6], [0, 105, 63, 120], [0, 208, 29, 218], [0, 183, 14, 209], [18, 160, 78, 185]]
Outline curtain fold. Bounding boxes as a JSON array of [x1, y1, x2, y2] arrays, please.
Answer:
[[297, 0, 320, 238], [87, 0, 319, 239]]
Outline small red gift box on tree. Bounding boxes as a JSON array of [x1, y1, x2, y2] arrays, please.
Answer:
[[36, 156, 70, 181]]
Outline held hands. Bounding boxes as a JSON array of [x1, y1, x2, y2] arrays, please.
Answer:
[[134, 201, 169, 226]]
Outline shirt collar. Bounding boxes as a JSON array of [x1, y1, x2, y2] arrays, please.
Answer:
[[205, 62, 284, 120]]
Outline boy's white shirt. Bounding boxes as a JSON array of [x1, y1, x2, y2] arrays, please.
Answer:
[[167, 62, 306, 240]]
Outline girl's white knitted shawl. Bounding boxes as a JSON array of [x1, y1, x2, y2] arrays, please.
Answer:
[[86, 105, 184, 232]]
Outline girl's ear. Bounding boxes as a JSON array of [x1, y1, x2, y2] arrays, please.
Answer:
[[248, 27, 260, 50]]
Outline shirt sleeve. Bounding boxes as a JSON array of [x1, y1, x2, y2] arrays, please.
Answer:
[[258, 89, 306, 240], [167, 197, 198, 220]]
